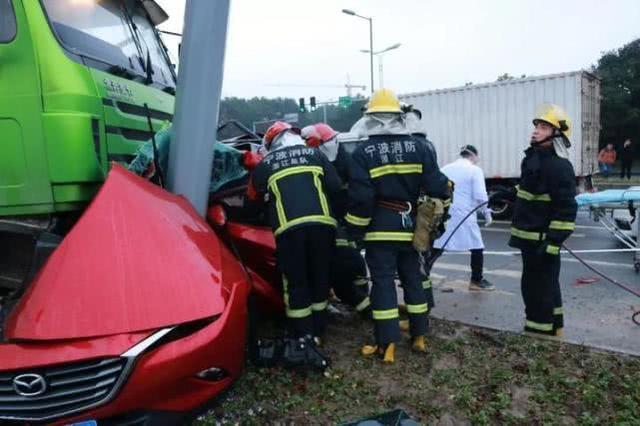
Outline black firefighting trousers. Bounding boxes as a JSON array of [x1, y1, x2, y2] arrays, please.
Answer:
[[366, 242, 429, 345], [520, 248, 564, 335], [331, 245, 370, 313], [276, 225, 335, 338]]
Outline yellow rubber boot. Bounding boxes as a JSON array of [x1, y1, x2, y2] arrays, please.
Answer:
[[361, 344, 379, 357], [383, 343, 395, 364], [399, 319, 410, 332], [412, 336, 427, 353]]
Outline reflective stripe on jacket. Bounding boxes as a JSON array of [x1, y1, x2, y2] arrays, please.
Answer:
[[509, 146, 577, 253]]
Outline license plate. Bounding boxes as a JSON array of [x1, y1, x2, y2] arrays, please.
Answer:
[[70, 421, 97, 426]]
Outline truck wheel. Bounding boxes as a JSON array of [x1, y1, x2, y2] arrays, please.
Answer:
[[488, 184, 514, 220]]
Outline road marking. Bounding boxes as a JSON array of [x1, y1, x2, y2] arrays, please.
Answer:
[[431, 277, 516, 296], [481, 227, 585, 238], [433, 262, 522, 279], [438, 254, 634, 269], [489, 220, 608, 230]]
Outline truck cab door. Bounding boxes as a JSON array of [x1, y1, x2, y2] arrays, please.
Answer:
[[0, 0, 52, 216]]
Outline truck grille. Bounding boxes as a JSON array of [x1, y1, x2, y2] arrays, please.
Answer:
[[0, 357, 132, 422]]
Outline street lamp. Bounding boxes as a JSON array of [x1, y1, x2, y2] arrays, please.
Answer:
[[342, 8, 374, 93], [360, 43, 401, 88]]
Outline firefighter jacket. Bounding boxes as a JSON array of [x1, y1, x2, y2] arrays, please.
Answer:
[[509, 145, 578, 255], [251, 145, 342, 238], [345, 134, 451, 243]]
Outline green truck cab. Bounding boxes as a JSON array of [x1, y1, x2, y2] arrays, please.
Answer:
[[0, 0, 176, 218]]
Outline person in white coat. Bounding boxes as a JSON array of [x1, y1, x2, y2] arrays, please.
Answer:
[[428, 145, 495, 291]]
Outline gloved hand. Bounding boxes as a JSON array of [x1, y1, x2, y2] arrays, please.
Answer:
[[484, 210, 493, 227], [346, 226, 365, 250], [241, 151, 263, 171], [536, 241, 560, 256]]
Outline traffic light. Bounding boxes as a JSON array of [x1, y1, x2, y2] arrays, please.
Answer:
[[298, 97, 306, 113], [310, 96, 317, 111]]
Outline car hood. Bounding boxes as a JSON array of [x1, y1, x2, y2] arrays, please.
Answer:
[[5, 165, 227, 341]]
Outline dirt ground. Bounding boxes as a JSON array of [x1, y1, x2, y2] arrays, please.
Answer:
[[196, 307, 640, 425]]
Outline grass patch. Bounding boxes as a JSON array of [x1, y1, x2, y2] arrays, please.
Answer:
[[196, 310, 640, 425]]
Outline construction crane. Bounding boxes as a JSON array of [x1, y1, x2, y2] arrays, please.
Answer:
[[266, 75, 366, 97]]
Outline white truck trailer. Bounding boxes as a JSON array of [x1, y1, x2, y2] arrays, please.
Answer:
[[338, 71, 601, 218]]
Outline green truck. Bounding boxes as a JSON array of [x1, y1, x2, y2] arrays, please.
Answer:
[[0, 0, 175, 288], [0, 0, 175, 217]]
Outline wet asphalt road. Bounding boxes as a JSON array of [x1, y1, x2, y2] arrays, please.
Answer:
[[425, 211, 640, 355]]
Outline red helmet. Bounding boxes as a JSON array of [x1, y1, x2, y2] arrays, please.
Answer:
[[263, 121, 299, 150], [301, 123, 338, 148]]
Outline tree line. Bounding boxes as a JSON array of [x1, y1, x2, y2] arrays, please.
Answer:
[[219, 38, 640, 151]]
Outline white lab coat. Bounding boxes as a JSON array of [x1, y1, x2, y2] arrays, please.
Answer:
[[433, 158, 489, 251]]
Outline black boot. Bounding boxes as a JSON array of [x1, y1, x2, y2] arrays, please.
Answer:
[[304, 335, 331, 371], [252, 337, 284, 368], [282, 337, 308, 369]]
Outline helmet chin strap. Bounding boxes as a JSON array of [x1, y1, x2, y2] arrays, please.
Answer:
[[531, 129, 562, 147]]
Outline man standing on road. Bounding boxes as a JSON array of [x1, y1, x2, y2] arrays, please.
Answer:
[[620, 139, 633, 180], [346, 89, 451, 363], [429, 145, 495, 291], [509, 104, 578, 337]]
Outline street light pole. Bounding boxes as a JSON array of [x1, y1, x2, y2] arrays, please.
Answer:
[[342, 9, 374, 93], [360, 43, 401, 90], [368, 17, 373, 93]]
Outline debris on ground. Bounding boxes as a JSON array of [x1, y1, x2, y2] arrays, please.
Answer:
[[196, 308, 640, 425]]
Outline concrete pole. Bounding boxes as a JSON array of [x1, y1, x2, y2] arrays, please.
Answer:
[[168, 0, 231, 216], [368, 17, 374, 93]]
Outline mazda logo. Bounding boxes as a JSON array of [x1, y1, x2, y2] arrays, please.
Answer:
[[12, 374, 47, 397]]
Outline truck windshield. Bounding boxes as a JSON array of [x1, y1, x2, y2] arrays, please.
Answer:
[[41, 0, 175, 88]]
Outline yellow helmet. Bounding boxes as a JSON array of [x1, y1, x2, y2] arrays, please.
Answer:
[[533, 103, 572, 138], [366, 88, 402, 114]]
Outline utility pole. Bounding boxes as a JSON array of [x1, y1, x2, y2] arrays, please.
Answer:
[[168, 0, 231, 216]]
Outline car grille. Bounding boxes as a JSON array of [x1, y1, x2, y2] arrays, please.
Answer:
[[0, 357, 131, 422]]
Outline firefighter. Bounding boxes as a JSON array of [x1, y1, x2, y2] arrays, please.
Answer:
[[509, 104, 577, 337], [345, 89, 451, 363], [249, 121, 342, 370], [301, 123, 371, 318]]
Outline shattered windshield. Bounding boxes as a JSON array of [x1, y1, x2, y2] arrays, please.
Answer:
[[130, 3, 175, 87], [41, 0, 174, 88]]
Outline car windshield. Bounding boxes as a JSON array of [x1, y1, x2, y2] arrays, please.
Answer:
[[42, 0, 175, 88]]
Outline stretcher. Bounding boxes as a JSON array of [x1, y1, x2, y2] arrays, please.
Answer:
[[576, 188, 640, 273]]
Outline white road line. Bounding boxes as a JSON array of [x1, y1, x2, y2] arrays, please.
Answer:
[[432, 278, 516, 296], [481, 228, 585, 238], [433, 262, 522, 279], [488, 220, 607, 230], [438, 254, 634, 269]]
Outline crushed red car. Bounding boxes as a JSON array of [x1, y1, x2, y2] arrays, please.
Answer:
[[0, 164, 283, 425]]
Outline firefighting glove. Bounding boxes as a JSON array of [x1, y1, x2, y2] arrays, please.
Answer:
[[346, 225, 365, 250], [484, 210, 493, 227]]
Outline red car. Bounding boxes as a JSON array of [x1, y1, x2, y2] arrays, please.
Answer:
[[0, 164, 282, 425]]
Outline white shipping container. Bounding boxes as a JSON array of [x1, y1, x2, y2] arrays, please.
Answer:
[[399, 71, 601, 180]]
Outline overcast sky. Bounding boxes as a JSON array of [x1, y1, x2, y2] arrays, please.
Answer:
[[156, 1, 640, 102]]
